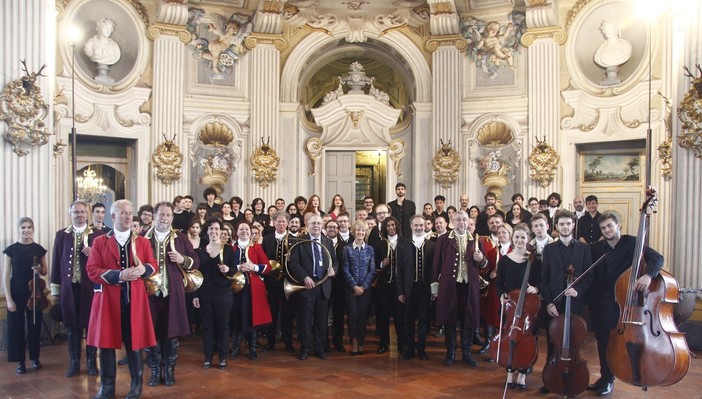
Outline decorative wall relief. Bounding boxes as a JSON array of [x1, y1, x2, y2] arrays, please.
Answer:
[[528, 136, 560, 187], [83, 18, 122, 84], [0, 61, 51, 156], [187, 8, 253, 83], [305, 137, 322, 176], [677, 65, 702, 158], [593, 19, 632, 86], [190, 122, 241, 193], [475, 121, 516, 200], [152, 133, 183, 185], [461, 12, 525, 81], [658, 93, 673, 178], [432, 139, 461, 189], [250, 137, 280, 188]]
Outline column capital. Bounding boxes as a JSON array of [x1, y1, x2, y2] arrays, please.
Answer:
[[521, 26, 567, 47], [244, 33, 287, 51], [147, 22, 191, 44], [425, 34, 467, 53]]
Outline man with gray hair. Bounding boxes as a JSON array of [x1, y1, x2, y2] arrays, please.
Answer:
[[51, 201, 106, 377], [86, 199, 158, 399]]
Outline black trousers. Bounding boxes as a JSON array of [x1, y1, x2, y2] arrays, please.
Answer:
[[345, 287, 372, 346], [376, 279, 405, 348], [295, 286, 328, 354], [6, 302, 42, 362], [591, 302, 619, 382], [200, 292, 233, 361], [404, 282, 429, 350]]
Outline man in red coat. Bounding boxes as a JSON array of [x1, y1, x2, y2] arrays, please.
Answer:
[[142, 202, 199, 387], [87, 199, 158, 399], [431, 210, 487, 367], [50, 200, 105, 377]]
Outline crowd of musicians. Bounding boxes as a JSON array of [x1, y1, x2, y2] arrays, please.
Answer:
[[3, 184, 669, 398]]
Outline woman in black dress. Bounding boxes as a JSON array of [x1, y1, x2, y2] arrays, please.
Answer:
[[2, 217, 48, 374], [495, 223, 540, 390], [192, 218, 236, 370], [186, 218, 203, 336]]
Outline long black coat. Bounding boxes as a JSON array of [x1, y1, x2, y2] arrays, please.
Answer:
[[397, 239, 435, 299]]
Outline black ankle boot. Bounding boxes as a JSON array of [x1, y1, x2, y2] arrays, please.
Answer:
[[444, 327, 457, 366], [477, 326, 493, 355], [230, 332, 242, 359]]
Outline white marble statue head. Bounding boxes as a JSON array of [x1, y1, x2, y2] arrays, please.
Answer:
[[96, 18, 116, 38]]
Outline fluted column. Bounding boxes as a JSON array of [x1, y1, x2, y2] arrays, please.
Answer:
[[147, 1, 191, 203], [0, 0, 54, 295], [522, 2, 566, 200], [670, 0, 702, 288], [245, 35, 285, 201]]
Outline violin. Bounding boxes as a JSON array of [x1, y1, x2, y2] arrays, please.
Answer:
[[606, 187, 690, 388], [27, 257, 49, 316], [542, 265, 589, 397], [490, 246, 540, 372]]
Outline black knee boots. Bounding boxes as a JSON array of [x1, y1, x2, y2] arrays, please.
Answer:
[[66, 328, 81, 377], [94, 349, 115, 399], [163, 338, 178, 386], [145, 342, 161, 387], [125, 350, 144, 399]]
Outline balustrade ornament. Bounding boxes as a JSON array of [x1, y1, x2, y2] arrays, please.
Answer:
[[677, 65, 702, 158], [0, 61, 51, 156], [152, 133, 184, 185], [432, 139, 461, 189], [250, 137, 280, 188], [528, 136, 560, 187]]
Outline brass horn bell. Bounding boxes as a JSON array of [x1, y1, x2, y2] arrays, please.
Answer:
[[230, 271, 246, 293], [283, 278, 307, 299], [268, 260, 284, 281]]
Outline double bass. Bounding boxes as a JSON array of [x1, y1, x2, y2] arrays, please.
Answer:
[[542, 265, 589, 397], [490, 248, 540, 373], [606, 187, 690, 389]]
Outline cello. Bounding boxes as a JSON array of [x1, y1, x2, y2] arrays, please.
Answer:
[[542, 265, 589, 397], [605, 187, 690, 389], [490, 247, 540, 375]]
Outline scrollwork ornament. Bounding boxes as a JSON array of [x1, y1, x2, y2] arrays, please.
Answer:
[[388, 139, 406, 178], [305, 137, 323, 176], [0, 61, 51, 156], [425, 35, 467, 53], [152, 133, 183, 185], [432, 139, 461, 189], [528, 136, 560, 187], [677, 65, 702, 159], [250, 137, 280, 188], [658, 93, 673, 178]]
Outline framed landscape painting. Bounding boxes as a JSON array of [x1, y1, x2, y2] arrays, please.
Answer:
[[582, 153, 642, 182]]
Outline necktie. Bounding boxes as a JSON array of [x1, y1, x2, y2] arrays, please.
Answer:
[[313, 238, 322, 278]]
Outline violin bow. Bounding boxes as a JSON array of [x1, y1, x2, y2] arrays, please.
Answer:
[[552, 252, 609, 304]]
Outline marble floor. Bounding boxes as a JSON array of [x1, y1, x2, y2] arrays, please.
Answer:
[[0, 327, 699, 399]]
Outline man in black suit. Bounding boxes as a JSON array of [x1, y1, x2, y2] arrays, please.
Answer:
[[539, 209, 592, 391], [397, 214, 435, 360], [373, 216, 411, 354], [261, 212, 297, 353], [387, 183, 416, 238], [287, 214, 339, 360], [475, 192, 506, 236], [328, 213, 353, 352], [367, 204, 389, 249]]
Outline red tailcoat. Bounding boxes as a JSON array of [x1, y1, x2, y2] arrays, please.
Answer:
[[86, 232, 157, 350], [233, 243, 273, 327], [481, 237, 510, 327]]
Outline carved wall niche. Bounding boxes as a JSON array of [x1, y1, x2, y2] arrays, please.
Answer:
[[58, 0, 151, 93], [564, 0, 651, 95]]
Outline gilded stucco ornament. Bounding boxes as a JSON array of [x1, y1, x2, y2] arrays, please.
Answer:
[[152, 133, 183, 185], [677, 65, 702, 158], [0, 61, 51, 156], [250, 137, 280, 188], [432, 139, 461, 189], [658, 93, 673, 179], [528, 136, 560, 187], [388, 139, 406, 178]]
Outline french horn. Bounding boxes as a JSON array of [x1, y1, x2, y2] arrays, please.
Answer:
[[268, 260, 284, 281], [283, 239, 333, 299]]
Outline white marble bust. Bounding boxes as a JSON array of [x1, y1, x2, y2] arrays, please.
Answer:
[[593, 19, 632, 86], [83, 18, 121, 66]]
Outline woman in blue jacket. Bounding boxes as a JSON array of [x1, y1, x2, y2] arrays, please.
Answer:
[[342, 220, 375, 355]]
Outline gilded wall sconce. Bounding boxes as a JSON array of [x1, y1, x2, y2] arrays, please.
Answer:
[[152, 133, 183, 185], [528, 136, 560, 187], [677, 65, 702, 158], [0, 60, 51, 156], [250, 137, 280, 188], [432, 139, 461, 189]]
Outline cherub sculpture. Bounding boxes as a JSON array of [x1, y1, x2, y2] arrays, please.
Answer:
[[462, 13, 525, 80], [187, 9, 253, 81]]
